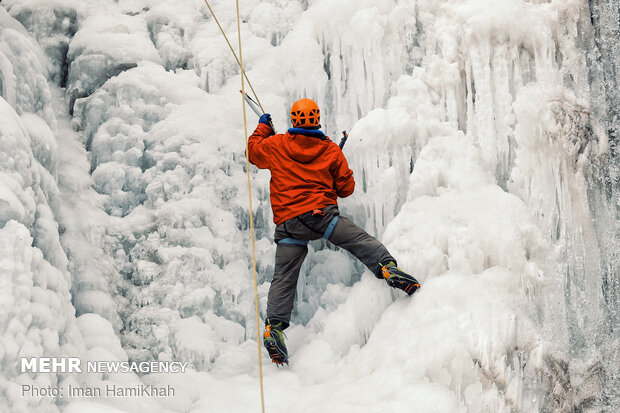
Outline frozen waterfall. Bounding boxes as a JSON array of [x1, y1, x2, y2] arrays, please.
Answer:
[[0, 0, 617, 412]]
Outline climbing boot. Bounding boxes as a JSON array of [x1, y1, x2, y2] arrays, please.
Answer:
[[380, 261, 420, 295], [264, 319, 288, 366]]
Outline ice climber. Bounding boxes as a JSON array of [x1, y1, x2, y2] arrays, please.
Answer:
[[247, 98, 420, 365]]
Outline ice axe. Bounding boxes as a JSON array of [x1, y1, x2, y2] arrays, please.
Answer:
[[240, 90, 276, 133], [339, 131, 348, 149]]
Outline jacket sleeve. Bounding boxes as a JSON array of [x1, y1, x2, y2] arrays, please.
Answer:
[[331, 146, 355, 198], [247, 123, 276, 169]]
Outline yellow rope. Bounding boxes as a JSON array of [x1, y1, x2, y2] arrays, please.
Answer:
[[202, 0, 266, 112], [235, 1, 266, 412], [201, 1, 266, 409]]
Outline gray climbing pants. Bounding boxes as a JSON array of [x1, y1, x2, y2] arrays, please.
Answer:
[[266, 205, 395, 328]]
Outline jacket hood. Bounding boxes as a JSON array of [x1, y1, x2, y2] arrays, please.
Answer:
[[283, 129, 331, 163]]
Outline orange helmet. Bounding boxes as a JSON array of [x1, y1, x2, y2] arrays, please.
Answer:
[[290, 98, 320, 128]]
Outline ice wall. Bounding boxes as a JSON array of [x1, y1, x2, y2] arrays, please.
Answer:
[[583, 0, 619, 404], [0, 0, 617, 412], [279, 0, 618, 409], [0, 5, 172, 413], [342, 0, 618, 408], [0, 9, 78, 412], [346, 0, 617, 409]]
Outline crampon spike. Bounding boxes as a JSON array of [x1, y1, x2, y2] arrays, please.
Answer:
[[264, 339, 289, 366]]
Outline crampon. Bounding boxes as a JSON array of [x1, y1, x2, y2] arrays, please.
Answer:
[[264, 321, 289, 366], [381, 262, 421, 295], [265, 341, 289, 366]]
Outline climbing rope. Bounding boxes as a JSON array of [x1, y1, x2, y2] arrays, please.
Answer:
[[202, 0, 266, 411], [235, 1, 266, 412], [202, 0, 266, 112]]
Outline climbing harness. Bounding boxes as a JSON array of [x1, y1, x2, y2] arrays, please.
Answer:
[[277, 215, 340, 245], [203, 0, 265, 411], [323, 216, 340, 240]]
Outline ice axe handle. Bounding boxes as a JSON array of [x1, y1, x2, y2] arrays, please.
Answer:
[[240, 90, 276, 133], [339, 131, 348, 149], [240, 90, 263, 118]]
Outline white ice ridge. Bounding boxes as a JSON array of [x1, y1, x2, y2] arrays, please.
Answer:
[[0, 0, 616, 412]]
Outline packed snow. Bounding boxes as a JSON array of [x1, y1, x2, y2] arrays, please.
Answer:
[[0, 0, 617, 412]]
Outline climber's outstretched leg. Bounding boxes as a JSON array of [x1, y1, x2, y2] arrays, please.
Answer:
[[328, 215, 420, 295]]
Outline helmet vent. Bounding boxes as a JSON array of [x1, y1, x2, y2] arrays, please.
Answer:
[[290, 99, 320, 128]]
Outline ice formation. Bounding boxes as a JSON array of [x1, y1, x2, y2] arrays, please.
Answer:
[[0, 0, 617, 412]]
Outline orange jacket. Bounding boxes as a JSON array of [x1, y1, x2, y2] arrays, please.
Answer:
[[247, 123, 355, 225]]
